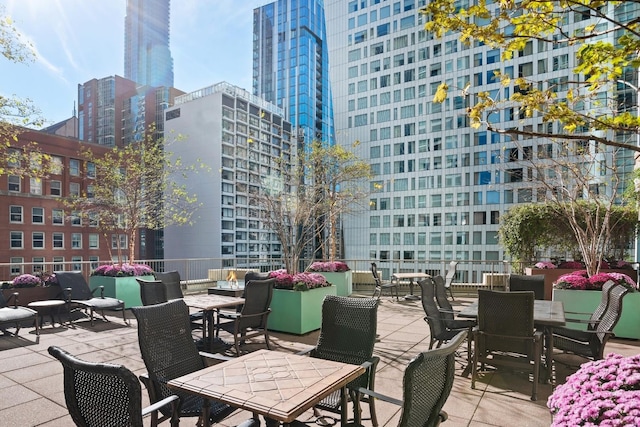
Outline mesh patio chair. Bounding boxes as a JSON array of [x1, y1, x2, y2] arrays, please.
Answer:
[[552, 281, 629, 362], [432, 275, 476, 331], [55, 271, 126, 327], [131, 299, 237, 425], [350, 330, 466, 427], [472, 290, 543, 401], [299, 295, 380, 426], [508, 274, 545, 300], [216, 278, 275, 355], [137, 278, 168, 306], [443, 261, 458, 300], [371, 262, 399, 301], [0, 291, 39, 337], [153, 271, 204, 330], [48, 345, 179, 427]]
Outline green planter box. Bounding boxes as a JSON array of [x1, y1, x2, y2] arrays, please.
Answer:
[[268, 286, 337, 335], [317, 271, 352, 296], [552, 289, 640, 339], [89, 275, 154, 309]]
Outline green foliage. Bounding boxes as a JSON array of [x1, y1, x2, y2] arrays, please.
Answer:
[[422, 0, 640, 151]]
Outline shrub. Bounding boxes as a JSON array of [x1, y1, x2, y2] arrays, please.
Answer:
[[91, 264, 154, 277]]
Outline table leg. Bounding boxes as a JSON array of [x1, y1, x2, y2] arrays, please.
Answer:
[[544, 326, 554, 384], [404, 279, 421, 301], [340, 387, 348, 426], [201, 400, 211, 427]]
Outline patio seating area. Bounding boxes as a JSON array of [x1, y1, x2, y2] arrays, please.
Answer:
[[0, 291, 639, 426]]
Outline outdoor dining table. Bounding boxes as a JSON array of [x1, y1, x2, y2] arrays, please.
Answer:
[[391, 272, 431, 300], [458, 299, 566, 382], [181, 294, 245, 351], [167, 348, 366, 426]]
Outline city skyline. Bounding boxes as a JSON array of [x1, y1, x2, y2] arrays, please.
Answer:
[[1, 0, 260, 126]]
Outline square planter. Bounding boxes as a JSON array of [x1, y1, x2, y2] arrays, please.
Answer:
[[268, 285, 337, 335], [89, 275, 154, 309], [317, 271, 352, 296], [552, 288, 640, 340], [526, 268, 634, 300]]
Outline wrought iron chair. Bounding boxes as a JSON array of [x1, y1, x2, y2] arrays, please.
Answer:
[[443, 261, 458, 300], [55, 271, 126, 326], [131, 299, 237, 425], [0, 291, 39, 336], [137, 278, 168, 306], [216, 278, 275, 355], [552, 281, 629, 362], [371, 262, 399, 301], [48, 345, 179, 427], [352, 330, 466, 427], [508, 274, 545, 300], [472, 290, 543, 401], [300, 295, 380, 426]]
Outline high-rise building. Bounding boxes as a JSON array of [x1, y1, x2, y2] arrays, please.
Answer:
[[124, 0, 174, 88], [324, 0, 635, 281], [163, 82, 294, 269], [253, 0, 335, 147]]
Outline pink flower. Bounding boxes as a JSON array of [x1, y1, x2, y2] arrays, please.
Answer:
[[307, 261, 350, 272], [558, 261, 584, 269], [91, 264, 153, 277], [554, 273, 589, 290], [534, 261, 556, 269]]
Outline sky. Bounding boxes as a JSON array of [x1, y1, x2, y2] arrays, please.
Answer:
[[1, 0, 264, 127]]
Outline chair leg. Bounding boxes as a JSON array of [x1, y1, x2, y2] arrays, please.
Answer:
[[264, 330, 271, 350], [447, 286, 455, 301]]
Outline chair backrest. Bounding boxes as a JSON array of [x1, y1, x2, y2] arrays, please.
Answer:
[[588, 280, 617, 330], [131, 299, 206, 416], [154, 271, 183, 300], [508, 274, 545, 300], [397, 330, 466, 427], [444, 261, 458, 288], [370, 263, 382, 286], [238, 278, 275, 329], [48, 345, 144, 427], [432, 275, 454, 317], [418, 278, 450, 339], [137, 278, 168, 306], [244, 271, 271, 282], [594, 283, 630, 344], [477, 290, 535, 355], [55, 271, 93, 301]]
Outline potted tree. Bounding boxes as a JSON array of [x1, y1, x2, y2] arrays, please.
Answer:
[[89, 264, 154, 309]]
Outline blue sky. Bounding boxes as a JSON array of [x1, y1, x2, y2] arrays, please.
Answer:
[[1, 0, 262, 126]]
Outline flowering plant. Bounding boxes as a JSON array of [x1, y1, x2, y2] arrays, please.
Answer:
[[558, 261, 584, 269], [554, 270, 637, 291], [269, 269, 332, 291], [11, 273, 41, 288], [534, 261, 556, 269], [91, 264, 154, 277], [548, 353, 640, 426], [307, 261, 350, 272]]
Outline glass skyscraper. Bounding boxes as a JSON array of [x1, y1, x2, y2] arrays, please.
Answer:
[[253, 0, 335, 148], [124, 0, 174, 88]]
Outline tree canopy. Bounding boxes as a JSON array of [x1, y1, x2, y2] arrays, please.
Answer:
[[423, 0, 640, 152]]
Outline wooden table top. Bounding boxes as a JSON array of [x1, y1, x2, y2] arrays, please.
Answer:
[[392, 272, 431, 280], [181, 294, 245, 311], [167, 349, 365, 423], [459, 300, 566, 327]]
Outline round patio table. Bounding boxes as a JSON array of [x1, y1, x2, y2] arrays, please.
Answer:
[[27, 300, 66, 328]]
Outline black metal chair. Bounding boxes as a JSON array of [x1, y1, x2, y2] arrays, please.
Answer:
[[0, 291, 39, 336], [216, 278, 275, 355], [443, 261, 458, 300], [418, 278, 470, 350], [55, 271, 126, 326], [472, 290, 543, 401], [352, 330, 466, 427], [48, 345, 179, 427], [153, 271, 183, 300], [371, 263, 399, 301], [432, 275, 476, 331], [552, 281, 629, 362], [508, 274, 545, 300], [301, 295, 380, 426], [137, 278, 168, 306]]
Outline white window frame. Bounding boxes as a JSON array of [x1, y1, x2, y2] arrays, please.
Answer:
[[32, 207, 44, 224], [10, 205, 23, 223], [10, 231, 23, 249], [53, 232, 64, 249], [32, 231, 45, 249], [52, 209, 64, 225], [50, 180, 62, 196], [71, 233, 82, 249]]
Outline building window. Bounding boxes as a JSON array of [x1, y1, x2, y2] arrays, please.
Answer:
[[53, 233, 64, 249], [89, 256, 99, 270], [69, 159, 80, 176], [50, 156, 63, 174], [89, 234, 99, 249], [10, 231, 23, 249], [30, 178, 42, 195], [71, 256, 82, 271], [50, 180, 62, 196], [70, 182, 80, 197], [32, 207, 44, 224], [52, 209, 64, 225], [71, 211, 82, 226], [32, 232, 45, 249], [71, 233, 82, 249], [10, 205, 23, 223], [8, 175, 20, 192], [10, 257, 23, 276], [86, 162, 96, 178], [53, 256, 64, 271]]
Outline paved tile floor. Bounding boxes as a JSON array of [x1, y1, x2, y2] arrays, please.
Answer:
[[0, 292, 639, 426]]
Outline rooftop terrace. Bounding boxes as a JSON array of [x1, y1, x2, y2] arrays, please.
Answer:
[[1, 291, 638, 427]]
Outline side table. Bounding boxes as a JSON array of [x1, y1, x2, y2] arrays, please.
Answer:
[[27, 300, 67, 328]]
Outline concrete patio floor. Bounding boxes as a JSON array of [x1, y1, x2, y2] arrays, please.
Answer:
[[0, 292, 639, 427]]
